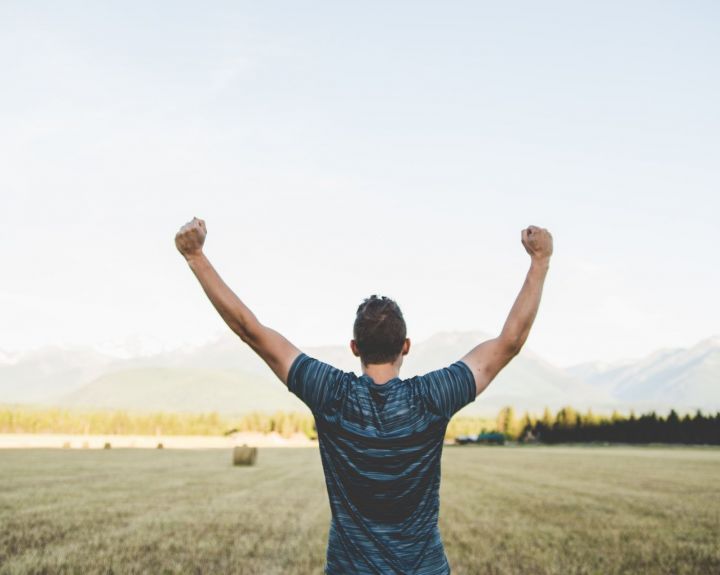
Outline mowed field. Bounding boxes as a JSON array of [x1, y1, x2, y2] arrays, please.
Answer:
[[1, 446, 718, 575]]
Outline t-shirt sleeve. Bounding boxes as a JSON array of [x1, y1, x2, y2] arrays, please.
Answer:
[[286, 353, 347, 415], [417, 360, 477, 420]]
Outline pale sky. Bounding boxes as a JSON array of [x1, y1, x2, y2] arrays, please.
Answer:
[[2, 1, 718, 367]]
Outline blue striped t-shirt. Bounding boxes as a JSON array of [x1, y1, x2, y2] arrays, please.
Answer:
[[287, 353, 477, 574]]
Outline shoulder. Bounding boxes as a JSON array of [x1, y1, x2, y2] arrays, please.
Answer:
[[288, 352, 312, 375], [288, 353, 346, 375], [418, 360, 475, 386], [412, 360, 477, 418], [287, 353, 350, 392]]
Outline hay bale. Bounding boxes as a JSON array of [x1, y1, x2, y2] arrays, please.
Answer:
[[104, 442, 112, 449], [156, 442, 164, 449], [62, 441, 71, 449], [82, 441, 89, 449], [232, 444, 257, 466]]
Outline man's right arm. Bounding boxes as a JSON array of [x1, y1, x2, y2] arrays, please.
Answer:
[[460, 225, 553, 396]]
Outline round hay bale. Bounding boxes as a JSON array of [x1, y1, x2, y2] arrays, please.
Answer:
[[156, 442, 164, 449], [82, 441, 89, 449], [232, 444, 257, 466], [104, 442, 112, 449], [62, 441, 71, 449]]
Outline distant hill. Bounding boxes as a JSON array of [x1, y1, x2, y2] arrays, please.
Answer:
[[56, 367, 305, 414], [565, 336, 720, 413], [1, 332, 718, 416], [0, 346, 121, 403]]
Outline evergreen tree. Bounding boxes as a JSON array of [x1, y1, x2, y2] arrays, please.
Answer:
[[496, 406, 517, 439]]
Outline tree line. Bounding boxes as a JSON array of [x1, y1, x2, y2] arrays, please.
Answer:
[[1, 405, 718, 444], [495, 406, 720, 445], [0, 406, 315, 439]]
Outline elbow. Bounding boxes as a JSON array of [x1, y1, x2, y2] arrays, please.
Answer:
[[228, 318, 250, 342], [507, 342, 522, 358], [499, 335, 523, 358], [235, 326, 255, 345], [234, 321, 263, 347]]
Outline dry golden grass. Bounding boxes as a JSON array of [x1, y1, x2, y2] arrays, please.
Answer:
[[0, 446, 718, 574]]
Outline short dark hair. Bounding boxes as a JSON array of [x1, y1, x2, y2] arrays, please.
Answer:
[[353, 295, 407, 364]]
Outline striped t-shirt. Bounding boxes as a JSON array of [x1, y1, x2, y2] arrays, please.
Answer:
[[287, 353, 477, 574]]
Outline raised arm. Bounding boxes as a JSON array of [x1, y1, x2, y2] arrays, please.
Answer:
[[174, 217, 302, 385], [461, 225, 553, 396]]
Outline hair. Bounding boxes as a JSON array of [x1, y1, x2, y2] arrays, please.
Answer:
[[353, 295, 407, 365]]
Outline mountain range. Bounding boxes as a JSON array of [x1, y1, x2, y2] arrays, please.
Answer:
[[1, 332, 718, 416]]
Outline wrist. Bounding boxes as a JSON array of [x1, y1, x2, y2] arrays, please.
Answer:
[[530, 256, 550, 271], [185, 251, 206, 267]]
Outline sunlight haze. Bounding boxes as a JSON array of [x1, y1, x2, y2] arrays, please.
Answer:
[[2, 2, 718, 367]]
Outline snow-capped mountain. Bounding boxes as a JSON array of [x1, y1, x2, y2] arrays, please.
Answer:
[[0, 332, 717, 416]]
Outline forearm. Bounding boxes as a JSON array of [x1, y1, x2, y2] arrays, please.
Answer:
[[498, 258, 550, 352], [185, 252, 261, 340]]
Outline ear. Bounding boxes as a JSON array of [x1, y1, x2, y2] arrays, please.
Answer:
[[350, 340, 360, 357], [402, 338, 411, 356]]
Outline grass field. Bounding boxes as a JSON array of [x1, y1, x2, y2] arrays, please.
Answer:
[[1, 446, 718, 574]]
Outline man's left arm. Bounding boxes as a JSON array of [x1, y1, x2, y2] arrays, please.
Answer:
[[174, 217, 302, 385]]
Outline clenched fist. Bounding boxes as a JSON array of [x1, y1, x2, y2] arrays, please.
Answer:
[[175, 217, 207, 259], [521, 225, 553, 262]]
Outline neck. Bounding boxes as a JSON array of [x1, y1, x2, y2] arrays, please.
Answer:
[[361, 362, 401, 385]]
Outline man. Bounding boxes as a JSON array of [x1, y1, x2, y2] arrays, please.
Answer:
[[175, 218, 553, 574]]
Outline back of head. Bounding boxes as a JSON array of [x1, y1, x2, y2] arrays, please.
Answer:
[[353, 295, 407, 365]]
